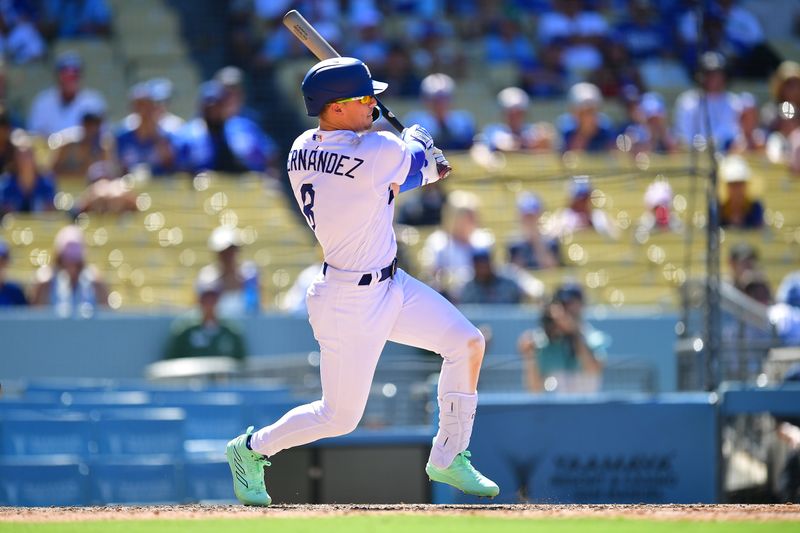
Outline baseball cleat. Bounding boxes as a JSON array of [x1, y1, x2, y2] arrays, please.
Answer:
[[226, 426, 272, 506], [425, 450, 500, 498]]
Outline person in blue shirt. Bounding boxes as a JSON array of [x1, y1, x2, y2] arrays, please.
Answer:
[[116, 82, 176, 176], [0, 239, 27, 307], [175, 80, 276, 175], [613, 0, 673, 61], [404, 73, 476, 151], [556, 82, 615, 153], [40, 0, 110, 39], [0, 141, 56, 216]]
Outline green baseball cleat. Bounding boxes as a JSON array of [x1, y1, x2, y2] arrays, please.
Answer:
[[426, 450, 500, 498], [226, 426, 272, 506]]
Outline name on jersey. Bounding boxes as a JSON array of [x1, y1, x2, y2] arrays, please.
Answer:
[[288, 148, 364, 179]]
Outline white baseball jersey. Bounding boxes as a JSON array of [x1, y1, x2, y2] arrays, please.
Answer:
[[287, 128, 411, 272]]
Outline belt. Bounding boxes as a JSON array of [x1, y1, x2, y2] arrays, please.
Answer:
[[322, 258, 397, 286]]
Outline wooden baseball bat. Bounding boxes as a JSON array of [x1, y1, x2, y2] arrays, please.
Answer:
[[282, 9, 451, 178]]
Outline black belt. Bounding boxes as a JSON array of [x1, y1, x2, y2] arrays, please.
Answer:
[[323, 258, 398, 286]]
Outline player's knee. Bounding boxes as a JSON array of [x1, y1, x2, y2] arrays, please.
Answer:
[[318, 403, 362, 436]]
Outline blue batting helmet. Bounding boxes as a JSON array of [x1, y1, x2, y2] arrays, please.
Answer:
[[301, 57, 387, 117]]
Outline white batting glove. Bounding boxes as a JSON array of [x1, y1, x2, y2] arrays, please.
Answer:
[[401, 124, 434, 151], [421, 147, 451, 185]]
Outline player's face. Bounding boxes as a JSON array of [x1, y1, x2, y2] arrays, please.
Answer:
[[336, 96, 377, 131]]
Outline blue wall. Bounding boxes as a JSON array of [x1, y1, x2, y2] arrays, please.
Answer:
[[0, 306, 678, 390]]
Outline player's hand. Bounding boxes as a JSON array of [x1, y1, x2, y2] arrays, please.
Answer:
[[401, 124, 433, 151], [432, 147, 452, 180]]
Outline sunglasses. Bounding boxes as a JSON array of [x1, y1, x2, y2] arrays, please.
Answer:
[[333, 94, 375, 105]]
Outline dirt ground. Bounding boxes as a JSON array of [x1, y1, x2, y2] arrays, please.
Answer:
[[1, 504, 800, 522]]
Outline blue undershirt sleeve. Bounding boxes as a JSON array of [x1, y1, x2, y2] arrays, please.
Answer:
[[399, 141, 426, 192]]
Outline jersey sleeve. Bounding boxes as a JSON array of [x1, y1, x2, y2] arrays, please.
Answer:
[[371, 132, 412, 194]]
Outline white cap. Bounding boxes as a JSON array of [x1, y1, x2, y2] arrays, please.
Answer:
[[195, 264, 222, 295], [497, 87, 529, 111], [208, 226, 241, 252], [720, 155, 752, 183], [644, 180, 673, 208], [421, 73, 454, 99], [568, 82, 602, 109]]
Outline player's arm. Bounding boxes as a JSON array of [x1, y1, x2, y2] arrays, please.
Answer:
[[399, 125, 450, 192]]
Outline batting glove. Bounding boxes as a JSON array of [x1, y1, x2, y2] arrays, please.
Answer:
[[401, 124, 434, 151], [432, 147, 452, 180]]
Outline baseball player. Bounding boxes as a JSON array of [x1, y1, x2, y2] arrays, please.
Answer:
[[226, 57, 499, 505]]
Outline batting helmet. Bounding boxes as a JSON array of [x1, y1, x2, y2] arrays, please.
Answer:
[[301, 57, 387, 117]]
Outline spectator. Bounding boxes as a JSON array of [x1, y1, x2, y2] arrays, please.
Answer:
[[148, 78, 184, 136], [517, 284, 606, 393], [50, 104, 113, 178], [407, 18, 465, 78], [636, 179, 683, 234], [770, 272, 800, 346], [483, 17, 536, 69], [765, 61, 800, 171], [40, 0, 111, 40], [163, 265, 247, 360], [556, 82, 615, 152], [547, 175, 618, 239], [737, 92, 766, 152], [72, 160, 137, 215], [727, 241, 759, 292], [536, 0, 610, 78], [479, 87, 555, 153], [624, 91, 679, 154], [207, 226, 260, 318], [507, 192, 560, 270], [459, 247, 524, 305], [347, 8, 388, 73], [116, 82, 176, 176], [374, 42, 420, 98], [678, 0, 780, 78], [719, 155, 764, 229], [0, 106, 15, 172], [420, 190, 489, 299], [0, 133, 56, 215], [404, 73, 475, 150], [0, 8, 45, 64], [520, 41, 567, 98], [176, 80, 276, 175], [590, 39, 643, 99], [673, 51, 741, 151], [613, 0, 672, 62], [27, 51, 107, 137], [0, 238, 26, 306], [395, 180, 446, 226], [214, 66, 262, 124], [30, 224, 109, 314]]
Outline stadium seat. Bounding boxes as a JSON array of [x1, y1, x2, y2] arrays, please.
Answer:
[[0, 410, 92, 457], [88, 456, 183, 504], [184, 458, 236, 503], [0, 456, 89, 506], [91, 408, 186, 456]]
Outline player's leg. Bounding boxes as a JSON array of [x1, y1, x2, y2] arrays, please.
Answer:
[[227, 279, 400, 505], [387, 269, 498, 497]]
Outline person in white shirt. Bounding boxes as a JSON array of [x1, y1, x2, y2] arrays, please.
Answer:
[[673, 51, 741, 151], [27, 51, 106, 137]]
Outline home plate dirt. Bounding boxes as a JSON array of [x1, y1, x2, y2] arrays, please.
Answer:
[[1, 504, 799, 522]]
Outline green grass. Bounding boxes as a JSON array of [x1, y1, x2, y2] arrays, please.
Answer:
[[2, 517, 797, 533]]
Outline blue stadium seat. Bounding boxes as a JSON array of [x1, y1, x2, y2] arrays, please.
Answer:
[[184, 458, 236, 502], [91, 408, 186, 456], [0, 456, 89, 506], [0, 411, 92, 457], [89, 457, 183, 504]]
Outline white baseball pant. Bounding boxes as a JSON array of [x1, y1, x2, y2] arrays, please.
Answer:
[[249, 266, 484, 469]]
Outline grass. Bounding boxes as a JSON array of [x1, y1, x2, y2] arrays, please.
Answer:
[[2, 516, 798, 533]]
